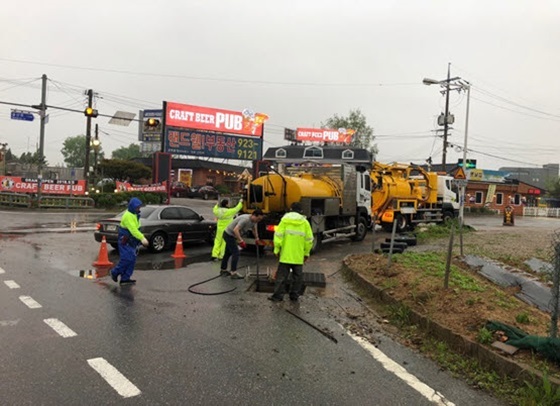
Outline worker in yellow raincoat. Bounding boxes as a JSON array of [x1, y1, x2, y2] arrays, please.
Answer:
[[212, 197, 243, 261]]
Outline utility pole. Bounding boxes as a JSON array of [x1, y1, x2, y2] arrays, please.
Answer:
[[442, 63, 451, 172], [84, 89, 93, 191], [37, 73, 47, 200]]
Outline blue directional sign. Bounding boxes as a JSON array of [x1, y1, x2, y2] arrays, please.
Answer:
[[10, 110, 35, 122]]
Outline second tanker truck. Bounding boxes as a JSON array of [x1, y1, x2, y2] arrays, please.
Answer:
[[371, 162, 459, 232]]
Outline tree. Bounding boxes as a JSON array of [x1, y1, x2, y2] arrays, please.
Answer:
[[19, 151, 47, 168], [322, 109, 377, 156], [546, 177, 560, 200], [98, 159, 152, 183], [111, 143, 141, 160], [61, 135, 104, 168]]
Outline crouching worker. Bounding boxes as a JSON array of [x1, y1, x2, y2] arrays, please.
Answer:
[[269, 202, 313, 302], [110, 197, 149, 285], [212, 197, 243, 261], [220, 209, 264, 279]]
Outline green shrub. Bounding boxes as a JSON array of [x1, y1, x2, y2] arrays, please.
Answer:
[[215, 184, 231, 194], [477, 327, 494, 345], [90, 191, 165, 209]]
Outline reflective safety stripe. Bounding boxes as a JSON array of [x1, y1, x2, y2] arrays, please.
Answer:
[[285, 230, 306, 236]]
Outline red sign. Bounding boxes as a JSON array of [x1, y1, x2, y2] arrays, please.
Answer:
[[165, 102, 268, 137], [0, 177, 87, 195], [296, 128, 355, 143], [116, 181, 167, 193]]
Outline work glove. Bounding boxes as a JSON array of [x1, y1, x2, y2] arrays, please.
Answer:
[[238, 241, 247, 249], [141, 238, 149, 247]]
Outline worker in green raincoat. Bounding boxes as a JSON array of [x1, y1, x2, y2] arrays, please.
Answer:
[[212, 197, 243, 261]]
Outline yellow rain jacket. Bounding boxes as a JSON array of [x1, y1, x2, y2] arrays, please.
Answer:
[[273, 212, 313, 264], [212, 200, 243, 259]]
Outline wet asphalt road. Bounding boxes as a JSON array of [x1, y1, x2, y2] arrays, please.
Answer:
[[0, 202, 518, 405]]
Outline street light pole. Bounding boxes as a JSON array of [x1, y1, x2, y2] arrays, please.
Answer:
[[458, 82, 471, 227], [442, 63, 451, 172]]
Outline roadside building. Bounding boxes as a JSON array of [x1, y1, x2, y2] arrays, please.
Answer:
[[424, 162, 545, 216], [135, 157, 249, 194]]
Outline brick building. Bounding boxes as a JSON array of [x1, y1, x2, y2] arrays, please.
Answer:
[[135, 157, 249, 194]]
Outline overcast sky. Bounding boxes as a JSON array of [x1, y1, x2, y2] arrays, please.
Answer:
[[1, 0, 559, 171]]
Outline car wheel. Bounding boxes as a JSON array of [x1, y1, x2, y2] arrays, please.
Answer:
[[203, 193, 209, 200], [149, 232, 167, 253], [175, 192, 180, 198], [110, 243, 119, 250]]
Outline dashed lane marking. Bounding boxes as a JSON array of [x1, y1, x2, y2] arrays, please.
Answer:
[[0, 319, 20, 327], [43, 318, 77, 338], [348, 332, 455, 406], [87, 357, 141, 398], [4, 280, 20, 289], [0, 267, 5, 274], [19, 295, 42, 309]]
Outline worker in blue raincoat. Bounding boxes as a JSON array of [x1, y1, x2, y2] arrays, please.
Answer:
[[110, 197, 149, 285]]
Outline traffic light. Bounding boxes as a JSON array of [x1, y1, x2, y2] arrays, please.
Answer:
[[146, 118, 160, 127], [84, 107, 99, 118], [458, 159, 477, 169]]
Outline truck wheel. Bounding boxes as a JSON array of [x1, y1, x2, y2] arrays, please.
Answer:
[[310, 233, 322, 254], [351, 217, 368, 241], [395, 214, 408, 233], [443, 211, 454, 223]]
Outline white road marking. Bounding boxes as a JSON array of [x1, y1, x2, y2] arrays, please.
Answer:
[[0, 267, 5, 274], [43, 318, 77, 338], [0, 319, 20, 327], [19, 295, 42, 309], [4, 280, 20, 289], [87, 358, 141, 398], [348, 332, 455, 406]]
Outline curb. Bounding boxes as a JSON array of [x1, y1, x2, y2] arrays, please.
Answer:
[[341, 256, 559, 386]]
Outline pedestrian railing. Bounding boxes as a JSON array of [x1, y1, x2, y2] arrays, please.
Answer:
[[524, 207, 560, 218], [38, 196, 95, 209], [0, 192, 32, 208]]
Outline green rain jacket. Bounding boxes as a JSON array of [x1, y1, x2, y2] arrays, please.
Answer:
[[120, 209, 145, 242], [273, 211, 313, 264], [213, 200, 243, 230]]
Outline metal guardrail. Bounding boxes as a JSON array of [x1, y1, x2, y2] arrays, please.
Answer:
[[0, 192, 32, 208], [0, 193, 95, 209], [524, 207, 560, 218], [38, 196, 95, 209]]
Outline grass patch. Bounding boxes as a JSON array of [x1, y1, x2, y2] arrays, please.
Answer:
[[395, 251, 485, 292]]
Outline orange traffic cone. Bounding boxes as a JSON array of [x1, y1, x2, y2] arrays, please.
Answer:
[[171, 232, 187, 259], [93, 236, 114, 266]]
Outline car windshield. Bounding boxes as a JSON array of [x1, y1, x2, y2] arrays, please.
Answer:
[[116, 206, 157, 219]]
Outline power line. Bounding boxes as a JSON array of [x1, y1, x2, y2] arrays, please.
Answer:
[[0, 57, 419, 87]]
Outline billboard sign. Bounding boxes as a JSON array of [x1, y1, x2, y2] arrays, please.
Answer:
[[165, 102, 268, 137], [284, 128, 296, 141], [138, 109, 163, 142], [296, 128, 355, 143], [116, 181, 167, 193], [0, 177, 86, 195], [165, 128, 262, 161]]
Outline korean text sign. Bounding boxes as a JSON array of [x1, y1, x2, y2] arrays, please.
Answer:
[[165, 128, 261, 161]]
